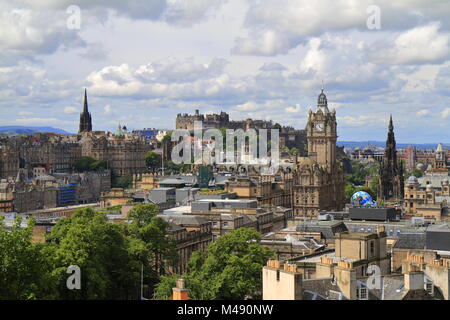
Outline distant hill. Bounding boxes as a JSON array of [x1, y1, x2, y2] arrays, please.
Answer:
[[0, 126, 73, 136], [338, 141, 450, 150]]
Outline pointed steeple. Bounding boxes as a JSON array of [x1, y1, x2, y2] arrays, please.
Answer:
[[378, 115, 403, 201], [83, 88, 88, 113], [79, 89, 92, 133]]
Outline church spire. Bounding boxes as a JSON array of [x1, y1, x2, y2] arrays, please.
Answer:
[[79, 89, 92, 133], [83, 88, 88, 113]]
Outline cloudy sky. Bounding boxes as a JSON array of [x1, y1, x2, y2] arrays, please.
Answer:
[[1, 0, 449, 143]]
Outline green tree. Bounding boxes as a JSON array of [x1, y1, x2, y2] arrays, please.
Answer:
[[113, 174, 133, 189], [46, 208, 140, 299], [273, 123, 282, 130], [405, 168, 424, 179], [345, 182, 357, 203], [0, 217, 54, 299], [127, 204, 178, 294], [74, 156, 107, 172], [155, 228, 274, 300], [145, 151, 162, 171], [289, 147, 299, 156]]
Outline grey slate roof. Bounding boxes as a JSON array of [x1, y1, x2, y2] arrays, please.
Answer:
[[393, 232, 426, 249], [296, 221, 348, 239]]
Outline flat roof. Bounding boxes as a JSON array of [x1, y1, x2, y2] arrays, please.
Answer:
[[163, 206, 192, 215], [196, 199, 256, 203]]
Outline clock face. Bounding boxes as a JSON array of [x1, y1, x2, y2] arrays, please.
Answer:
[[314, 123, 324, 132]]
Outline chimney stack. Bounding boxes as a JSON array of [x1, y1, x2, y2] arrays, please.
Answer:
[[172, 278, 189, 300]]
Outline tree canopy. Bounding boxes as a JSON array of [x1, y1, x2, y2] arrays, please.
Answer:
[[0, 204, 178, 300], [145, 151, 162, 171], [154, 228, 274, 300], [74, 156, 107, 172]]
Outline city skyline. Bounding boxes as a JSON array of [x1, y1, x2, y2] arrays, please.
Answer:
[[1, 1, 450, 143]]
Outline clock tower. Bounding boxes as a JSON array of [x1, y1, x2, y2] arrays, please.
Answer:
[[306, 89, 337, 173]]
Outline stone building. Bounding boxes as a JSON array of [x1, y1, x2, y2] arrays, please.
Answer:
[[175, 109, 307, 153], [398, 144, 450, 172], [403, 175, 450, 221], [292, 89, 345, 219], [224, 172, 293, 208], [160, 215, 212, 274], [425, 143, 450, 175], [80, 130, 150, 177], [0, 144, 19, 180], [0, 133, 82, 179], [263, 226, 390, 300], [378, 116, 404, 201]]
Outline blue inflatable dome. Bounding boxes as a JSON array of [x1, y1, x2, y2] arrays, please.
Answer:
[[351, 191, 373, 206]]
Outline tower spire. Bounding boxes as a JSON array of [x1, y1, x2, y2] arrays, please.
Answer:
[[83, 88, 88, 113], [79, 89, 92, 133]]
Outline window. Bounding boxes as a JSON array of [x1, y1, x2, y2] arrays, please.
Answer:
[[223, 222, 228, 227], [425, 282, 434, 295], [370, 241, 374, 255], [356, 287, 368, 300], [359, 288, 368, 300], [276, 270, 280, 281]]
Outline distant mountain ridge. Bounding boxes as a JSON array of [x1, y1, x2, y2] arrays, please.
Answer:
[[0, 126, 74, 136], [338, 141, 450, 150]]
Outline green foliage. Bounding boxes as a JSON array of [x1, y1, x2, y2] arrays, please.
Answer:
[[164, 160, 189, 174], [273, 123, 282, 130], [113, 174, 133, 189], [345, 182, 377, 203], [345, 161, 379, 202], [289, 147, 299, 156], [161, 134, 171, 144], [155, 228, 274, 300], [46, 208, 140, 299], [145, 151, 162, 171], [346, 162, 367, 185], [74, 156, 107, 172], [127, 204, 178, 293], [405, 168, 424, 179], [0, 204, 179, 300], [0, 217, 54, 299]]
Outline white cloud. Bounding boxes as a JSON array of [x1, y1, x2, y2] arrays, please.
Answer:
[[370, 22, 450, 65], [103, 105, 113, 115], [232, 0, 450, 56], [0, 7, 85, 60], [164, 0, 228, 27], [87, 57, 234, 100], [15, 0, 168, 20], [416, 109, 430, 117], [64, 106, 78, 114], [18, 111, 33, 116], [285, 104, 301, 113], [441, 108, 450, 118], [234, 101, 258, 111]]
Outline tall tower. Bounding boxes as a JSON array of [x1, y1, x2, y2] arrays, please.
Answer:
[[306, 89, 337, 173], [79, 89, 92, 133], [378, 116, 404, 201]]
